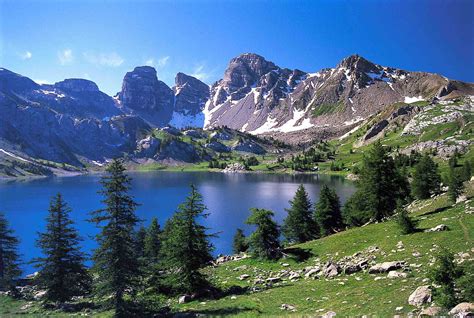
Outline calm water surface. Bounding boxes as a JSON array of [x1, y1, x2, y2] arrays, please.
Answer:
[[0, 171, 355, 274]]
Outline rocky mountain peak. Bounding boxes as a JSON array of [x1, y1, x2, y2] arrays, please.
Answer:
[[175, 72, 209, 90], [0, 68, 39, 93], [222, 53, 279, 88], [118, 66, 174, 127], [54, 79, 99, 93], [337, 54, 379, 74]]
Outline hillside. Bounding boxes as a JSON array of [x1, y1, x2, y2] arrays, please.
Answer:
[[1, 181, 472, 317]]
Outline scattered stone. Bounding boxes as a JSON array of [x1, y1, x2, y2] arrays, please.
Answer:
[[449, 303, 474, 316], [281, 263, 290, 267], [305, 267, 321, 278], [387, 271, 408, 279], [322, 311, 337, 318], [425, 224, 449, 232], [395, 306, 403, 311], [323, 262, 340, 278], [396, 241, 404, 249], [289, 272, 301, 280], [33, 290, 47, 300], [230, 295, 237, 300], [369, 261, 405, 273], [266, 277, 281, 283], [178, 295, 192, 304], [280, 304, 296, 311], [222, 162, 247, 173], [419, 306, 442, 316], [239, 274, 250, 280], [408, 285, 432, 307], [412, 251, 421, 257]]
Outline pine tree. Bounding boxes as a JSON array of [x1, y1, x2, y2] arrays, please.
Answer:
[[314, 185, 343, 236], [246, 208, 281, 260], [144, 217, 161, 263], [395, 202, 418, 234], [343, 141, 409, 225], [89, 159, 140, 316], [0, 212, 22, 294], [282, 184, 318, 243], [411, 154, 441, 199], [35, 193, 91, 303], [232, 228, 248, 254], [135, 226, 147, 260], [160, 185, 214, 294], [429, 248, 463, 308], [447, 166, 464, 204]]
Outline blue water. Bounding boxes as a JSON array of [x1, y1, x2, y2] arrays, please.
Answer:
[[0, 172, 355, 275]]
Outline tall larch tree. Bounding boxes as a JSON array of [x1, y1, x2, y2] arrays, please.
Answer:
[[246, 208, 281, 260], [35, 193, 91, 304], [144, 217, 162, 264], [411, 153, 441, 199], [89, 159, 140, 317], [282, 184, 318, 243], [315, 185, 343, 236], [160, 185, 214, 294], [0, 212, 22, 295]]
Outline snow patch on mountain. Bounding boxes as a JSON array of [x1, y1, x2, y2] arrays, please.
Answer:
[[404, 96, 424, 103]]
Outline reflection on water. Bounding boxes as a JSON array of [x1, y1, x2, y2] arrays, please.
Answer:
[[0, 172, 355, 274]]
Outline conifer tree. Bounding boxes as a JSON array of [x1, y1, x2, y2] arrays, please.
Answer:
[[314, 185, 343, 236], [35, 193, 91, 303], [447, 166, 464, 203], [429, 248, 463, 308], [282, 184, 318, 243], [0, 212, 21, 294], [89, 159, 140, 316], [232, 228, 248, 254], [160, 185, 214, 294], [411, 154, 441, 199], [134, 226, 147, 262], [395, 202, 418, 234], [144, 217, 161, 263], [343, 141, 409, 225], [246, 208, 281, 260]]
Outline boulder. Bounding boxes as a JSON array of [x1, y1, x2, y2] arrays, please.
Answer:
[[280, 304, 296, 311], [387, 271, 408, 278], [239, 274, 250, 281], [322, 311, 337, 318], [222, 163, 247, 173], [323, 262, 339, 278], [266, 277, 281, 283], [304, 267, 320, 278], [425, 224, 448, 232], [369, 261, 405, 273], [408, 285, 432, 307], [449, 303, 474, 316], [419, 306, 442, 317]]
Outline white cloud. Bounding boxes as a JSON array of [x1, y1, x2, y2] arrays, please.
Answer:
[[83, 52, 124, 67], [145, 56, 170, 68], [190, 64, 210, 81], [58, 49, 74, 65], [20, 51, 32, 60]]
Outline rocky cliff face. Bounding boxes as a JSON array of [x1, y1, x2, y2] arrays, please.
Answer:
[[204, 54, 474, 144], [169, 72, 209, 128], [117, 66, 174, 127]]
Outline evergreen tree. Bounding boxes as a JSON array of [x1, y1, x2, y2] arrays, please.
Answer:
[[343, 141, 409, 225], [232, 228, 248, 254], [395, 202, 418, 234], [35, 193, 91, 303], [0, 212, 21, 294], [282, 185, 318, 243], [135, 226, 147, 260], [429, 248, 463, 308], [160, 185, 214, 294], [411, 154, 441, 199], [89, 159, 140, 316], [246, 208, 281, 260], [144, 217, 161, 263], [314, 185, 343, 236], [461, 160, 472, 182], [447, 166, 464, 203]]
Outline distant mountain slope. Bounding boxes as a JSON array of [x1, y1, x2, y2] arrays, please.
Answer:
[[1, 53, 473, 169], [204, 54, 474, 143]]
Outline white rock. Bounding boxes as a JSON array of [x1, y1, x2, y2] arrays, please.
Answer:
[[408, 285, 432, 307]]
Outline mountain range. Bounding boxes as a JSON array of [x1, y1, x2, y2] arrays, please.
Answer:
[[0, 53, 473, 168]]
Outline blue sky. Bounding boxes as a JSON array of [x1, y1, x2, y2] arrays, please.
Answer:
[[1, 0, 473, 95]]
